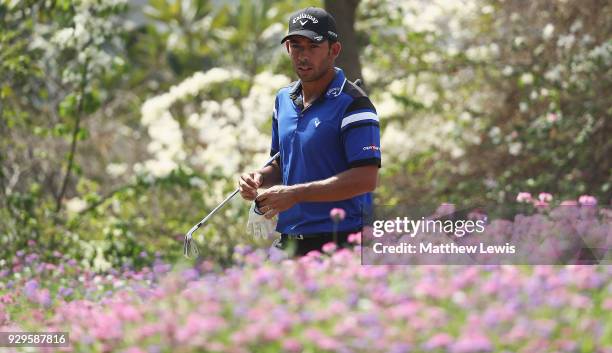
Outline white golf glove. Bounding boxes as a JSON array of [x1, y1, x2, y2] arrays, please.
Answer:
[[247, 201, 278, 239]]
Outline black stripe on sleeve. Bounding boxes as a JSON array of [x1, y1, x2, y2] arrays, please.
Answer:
[[341, 121, 380, 134], [344, 96, 377, 116], [348, 158, 381, 169]]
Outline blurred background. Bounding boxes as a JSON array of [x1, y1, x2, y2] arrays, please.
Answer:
[[1, 0, 610, 267]]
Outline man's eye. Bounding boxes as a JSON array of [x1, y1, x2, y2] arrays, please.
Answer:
[[310, 45, 319, 49]]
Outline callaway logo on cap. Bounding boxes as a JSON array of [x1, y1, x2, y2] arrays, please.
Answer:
[[281, 7, 339, 44]]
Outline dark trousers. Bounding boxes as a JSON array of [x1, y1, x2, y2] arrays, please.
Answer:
[[272, 229, 361, 257]]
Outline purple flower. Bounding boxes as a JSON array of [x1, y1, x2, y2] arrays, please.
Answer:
[[268, 246, 288, 262], [181, 268, 199, 282], [389, 343, 413, 353], [24, 280, 39, 300], [234, 244, 252, 256], [58, 286, 74, 298], [25, 253, 38, 264], [147, 345, 162, 353], [37, 288, 52, 307], [153, 263, 171, 275]]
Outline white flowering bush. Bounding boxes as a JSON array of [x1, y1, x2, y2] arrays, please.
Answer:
[[359, 0, 611, 207]]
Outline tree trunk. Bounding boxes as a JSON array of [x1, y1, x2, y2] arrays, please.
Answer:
[[324, 0, 363, 83]]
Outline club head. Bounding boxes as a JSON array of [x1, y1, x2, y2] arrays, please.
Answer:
[[183, 226, 201, 259]]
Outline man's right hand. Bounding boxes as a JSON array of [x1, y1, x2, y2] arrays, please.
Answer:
[[238, 172, 263, 201]]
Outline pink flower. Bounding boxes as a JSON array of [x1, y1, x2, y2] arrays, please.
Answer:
[[533, 200, 549, 209], [546, 113, 558, 123], [330, 208, 346, 222], [560, 200, 578, 206], [578, 195, 597, 206], [322, 242, 337, 254], [423, 333, 454, 350], [262, 323, 285, 341], [282, 338, 303, 353], [0, 303, 7, 325], [115, 304, 142, 322], [538, 192, 553, 202], [347, 232, 361, 244], [436, 203, 456, 216], [451, 333, 493, 353], [0, 294, 13, 304], [123, 348, 146, 353], [36, 288, 52, 308], [516, 192, 532, 203]]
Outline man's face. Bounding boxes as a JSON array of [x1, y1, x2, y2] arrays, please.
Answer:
[[286, 36, 339, 82]]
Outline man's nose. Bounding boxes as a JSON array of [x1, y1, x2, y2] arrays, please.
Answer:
[[297, 51, 310, 62]]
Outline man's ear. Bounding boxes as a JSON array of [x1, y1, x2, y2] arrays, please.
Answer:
[[330, 41, 341, 58], [285, 41, 290, 53]]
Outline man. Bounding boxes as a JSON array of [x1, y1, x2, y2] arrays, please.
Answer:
[[238, 7, 381, 256]]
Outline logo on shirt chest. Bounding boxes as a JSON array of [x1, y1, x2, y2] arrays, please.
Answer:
[[313, 117, 321, 128], [326, 87, 342, 97]]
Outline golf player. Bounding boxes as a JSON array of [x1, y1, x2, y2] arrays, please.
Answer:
[[238, 7, 381, 256]]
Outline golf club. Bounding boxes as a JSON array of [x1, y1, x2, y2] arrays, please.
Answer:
[[183, 151, 281, 258]]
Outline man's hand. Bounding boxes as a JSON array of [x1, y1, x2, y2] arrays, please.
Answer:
[[255, 185, 299, 219], [238, 172, 263, 201]]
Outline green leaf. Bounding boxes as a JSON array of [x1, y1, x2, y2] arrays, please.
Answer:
[[76, 127, 89, 141], [52, 123, 69, 137], [83, 91, 100, 115], [59, 94, 78, 118]]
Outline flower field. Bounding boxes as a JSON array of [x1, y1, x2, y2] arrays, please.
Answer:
[[1, 215, 610, 353]]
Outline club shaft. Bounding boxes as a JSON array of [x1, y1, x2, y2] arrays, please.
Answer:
[[196, 188, 240, 227], [191, 152, 281, 230]]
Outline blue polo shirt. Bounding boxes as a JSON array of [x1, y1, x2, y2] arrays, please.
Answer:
[[270, 67, 381, 235]]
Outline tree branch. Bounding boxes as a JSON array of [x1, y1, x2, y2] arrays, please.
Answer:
[[54, 60, 89, 213]]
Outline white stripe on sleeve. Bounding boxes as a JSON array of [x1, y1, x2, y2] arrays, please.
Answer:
[[273, 107, 277, 120], [341, 111, 378, 128]]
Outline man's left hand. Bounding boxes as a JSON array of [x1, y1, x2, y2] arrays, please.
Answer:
[[255, 185, 299, 219]]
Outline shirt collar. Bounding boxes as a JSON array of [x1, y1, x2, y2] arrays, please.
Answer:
[[289, 67, 347, 101]]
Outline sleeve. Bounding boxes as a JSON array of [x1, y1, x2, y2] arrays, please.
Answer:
[[270, 96, 279, 157], [340, 96, 382, 168]]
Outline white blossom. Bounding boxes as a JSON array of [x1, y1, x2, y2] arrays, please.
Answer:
[[557, 34, 575, 51], [66, 197, 87, 213], [508, 142, 522, 156], [260, 23, 284, 42], [519, 73, 534, 85], [542, 23, 554, 40], [106, 163, 128, 177]]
